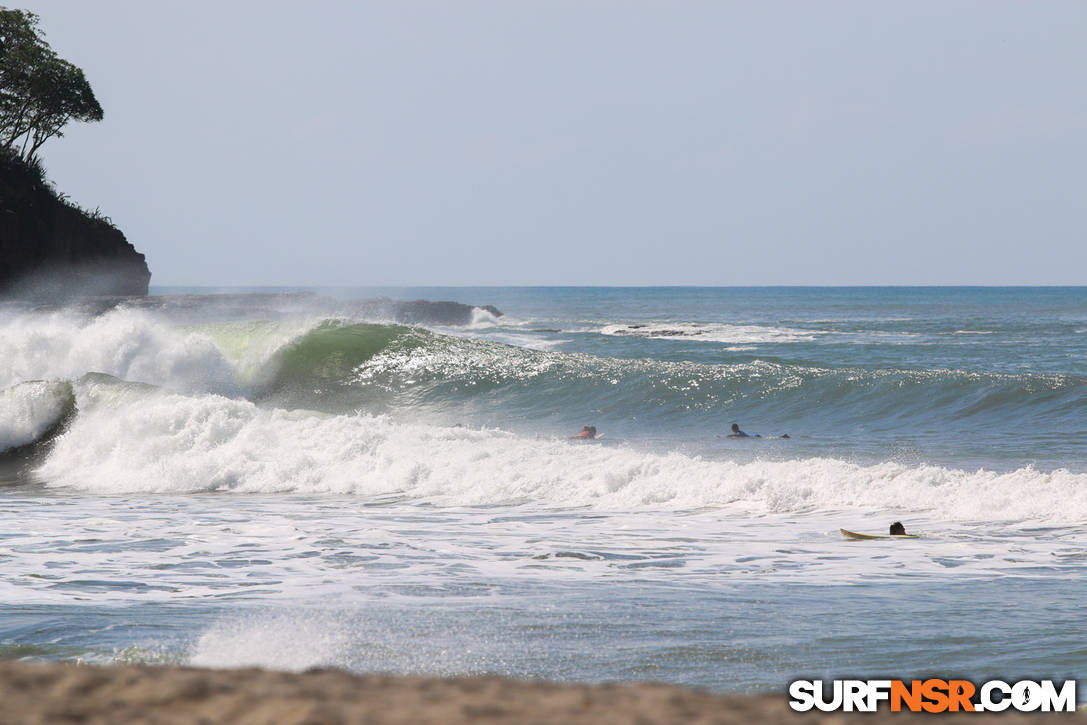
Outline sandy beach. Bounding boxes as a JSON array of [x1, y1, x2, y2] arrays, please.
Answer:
[[0, 661, 1075, 724]]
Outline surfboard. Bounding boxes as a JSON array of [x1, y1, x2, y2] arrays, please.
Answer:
[[840, 528, 919, 540]]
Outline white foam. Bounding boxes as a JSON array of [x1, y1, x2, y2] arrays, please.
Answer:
[[467, 307, 503, 328], [37, 380, 1087, 523], [471, 332, 568, 351], [0, 308, 324, 397], [0, 380, 73, 452], [5, 490, 1085, 613], [0, 309, 238, 394], [600, 322, 819, 344]]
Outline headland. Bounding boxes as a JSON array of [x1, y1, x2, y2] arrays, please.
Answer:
[[0, 149, 150, 299]]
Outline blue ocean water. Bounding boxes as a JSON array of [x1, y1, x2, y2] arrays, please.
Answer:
[[1, 286, 1084, 692]]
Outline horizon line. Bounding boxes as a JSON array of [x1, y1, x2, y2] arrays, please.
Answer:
[[148, 283, 1087, 290]]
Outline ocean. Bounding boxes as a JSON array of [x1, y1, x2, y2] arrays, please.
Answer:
[[1, 286, 1085, 692]]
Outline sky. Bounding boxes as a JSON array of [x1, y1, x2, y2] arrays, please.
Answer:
[[14, 1, 1087, 286]]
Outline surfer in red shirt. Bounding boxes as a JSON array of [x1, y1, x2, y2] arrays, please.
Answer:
[[571, 425, 597, 440]]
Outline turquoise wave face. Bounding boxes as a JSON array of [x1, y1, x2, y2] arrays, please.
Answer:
[[264, 321, 408, 404], [250, 320, 1087, 464]]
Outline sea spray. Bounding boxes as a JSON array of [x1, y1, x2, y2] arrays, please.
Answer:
[[0, 309, 240, 395], [188, 610, 353, 671]]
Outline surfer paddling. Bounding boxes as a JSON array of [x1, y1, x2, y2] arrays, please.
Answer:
[[570, 425, 598, 440], [726, 423, 789, 439], [727, 423, 759, 438], [889, 521, 907, 536]]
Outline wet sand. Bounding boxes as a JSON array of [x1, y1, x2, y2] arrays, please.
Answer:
[[0, 661, 1073, 724]]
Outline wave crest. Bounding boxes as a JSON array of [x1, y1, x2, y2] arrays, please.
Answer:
[[0, 380, 75, 455]]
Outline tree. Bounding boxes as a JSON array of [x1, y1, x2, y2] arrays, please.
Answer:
[[0, 7, 101, 163]]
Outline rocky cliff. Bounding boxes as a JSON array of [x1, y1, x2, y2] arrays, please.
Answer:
[[0, 150, 150, 299]]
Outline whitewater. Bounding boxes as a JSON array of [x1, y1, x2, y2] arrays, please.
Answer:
[[1, 287, 1085, 692]]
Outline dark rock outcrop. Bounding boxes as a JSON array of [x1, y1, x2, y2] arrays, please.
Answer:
[[0, 150, 150, 299]]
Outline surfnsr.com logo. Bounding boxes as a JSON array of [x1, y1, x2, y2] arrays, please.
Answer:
[[789, 679, 1077, 713]]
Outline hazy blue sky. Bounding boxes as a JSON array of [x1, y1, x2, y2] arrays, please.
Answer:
[[17, 1, 1087, 285]]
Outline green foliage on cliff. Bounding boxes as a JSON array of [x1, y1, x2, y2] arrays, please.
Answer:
[[0, 7, 102, 163], [0, 9, 148, 298], [1, 144, 112, 227], [1, 144, 150, 297]]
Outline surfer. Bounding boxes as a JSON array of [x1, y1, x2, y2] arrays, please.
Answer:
[[889, 521, 907, 536], [727, 423, 759, 438], [571, 425, 597, 440]]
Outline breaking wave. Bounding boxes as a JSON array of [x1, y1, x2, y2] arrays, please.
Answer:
[[2, 307, 1084, 432], [0, 380, 75, 455], [1, 304, 1084, 520], [30, 374, 1087, 522]]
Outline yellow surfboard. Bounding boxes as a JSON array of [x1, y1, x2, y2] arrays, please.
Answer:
[[840, 528, 919, 540]]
